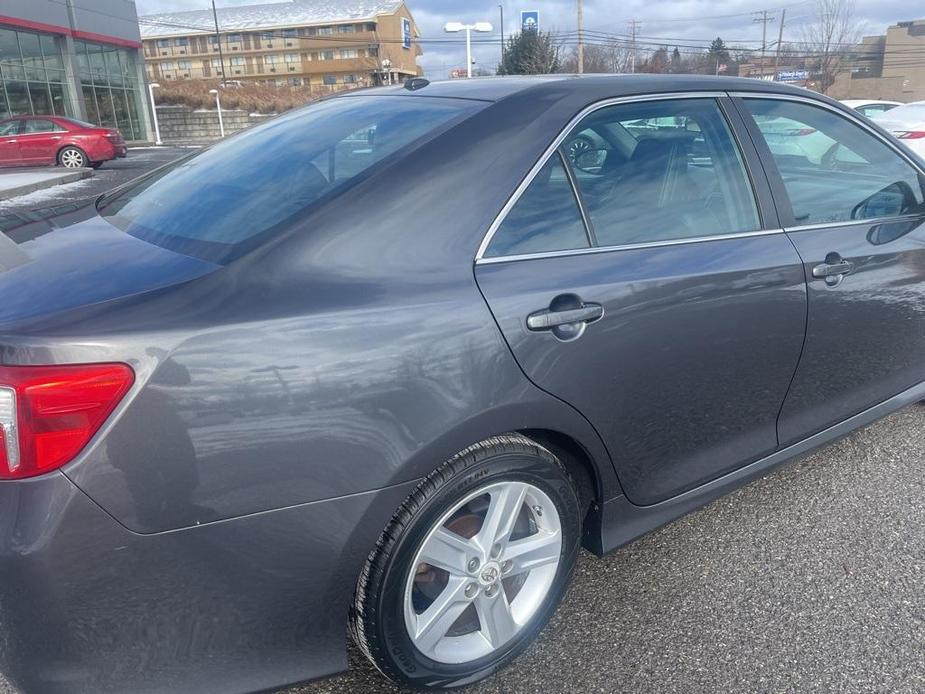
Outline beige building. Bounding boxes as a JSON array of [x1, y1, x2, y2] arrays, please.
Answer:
[[830, 19, 925, 101], [139, 0, 422, 93]]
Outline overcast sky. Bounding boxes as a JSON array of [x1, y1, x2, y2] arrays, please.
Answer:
[[134, 0, 918, 78]]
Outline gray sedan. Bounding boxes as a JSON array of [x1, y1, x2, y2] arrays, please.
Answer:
[[1, 74, 924, 693]]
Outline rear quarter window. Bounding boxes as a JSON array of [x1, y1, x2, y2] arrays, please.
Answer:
[[98, 96, 484, 262]]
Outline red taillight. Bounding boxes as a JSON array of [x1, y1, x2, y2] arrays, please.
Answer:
[[897, 131, 925, 139], [0, 363, 134, 480]]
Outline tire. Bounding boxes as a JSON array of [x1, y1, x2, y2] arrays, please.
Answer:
[[351, 434, 582, 689], [57, 146, 87, 168], [89, 161, 103, 169]]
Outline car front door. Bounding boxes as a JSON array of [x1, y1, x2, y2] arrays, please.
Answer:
[[475, 95, 808, 506], [0, 120, 22, 167], [18, 119, 65, 165], [737, 96, 925, 445]]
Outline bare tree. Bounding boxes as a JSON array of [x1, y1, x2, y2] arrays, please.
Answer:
[[801, 0, 864, 93], [560, 41, 633, 73]]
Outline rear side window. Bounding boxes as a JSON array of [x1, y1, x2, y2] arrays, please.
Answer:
[[98, 96, 483, 262], [743, 99, 925, 225], [484, 154, 590, 258], [484, 97, 760, 258], [22, 119, 63, 133]]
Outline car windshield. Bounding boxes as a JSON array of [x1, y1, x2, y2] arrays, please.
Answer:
[[97, 95, 483, 263]]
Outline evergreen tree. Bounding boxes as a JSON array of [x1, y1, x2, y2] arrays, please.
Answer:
[[497, 31, 561, 75], [707, 37, 732, 66]]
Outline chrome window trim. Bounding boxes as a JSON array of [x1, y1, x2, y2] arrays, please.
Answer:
[[476, 228, 784, 265], [784, 213, 925, 233], [475, 91, 738, 262], [731, 91, 925, 230]]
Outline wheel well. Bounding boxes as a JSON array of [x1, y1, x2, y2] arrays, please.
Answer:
[[517, 429, 600, 517]]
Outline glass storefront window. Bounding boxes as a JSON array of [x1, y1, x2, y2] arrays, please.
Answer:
[[18, 32, 45, 81], [1, 29, 146, 140]]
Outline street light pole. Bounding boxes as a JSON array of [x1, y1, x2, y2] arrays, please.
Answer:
[[211, 0, 227, 87], [209, 88, 225, 138], [443, 22, 493, 78], [499, 5, 505, 67], [147, 82, 162, 145]]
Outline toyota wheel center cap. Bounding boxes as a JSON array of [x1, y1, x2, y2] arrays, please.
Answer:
[[478, 562, 501, 586]]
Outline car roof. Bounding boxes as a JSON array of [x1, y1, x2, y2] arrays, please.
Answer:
[[359, 73, 822, 103]]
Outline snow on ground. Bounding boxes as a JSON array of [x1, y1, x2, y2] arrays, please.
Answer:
[[0, 176, 97, 209]]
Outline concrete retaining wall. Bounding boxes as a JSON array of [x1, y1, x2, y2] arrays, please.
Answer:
[[155, 105, 273, 144]]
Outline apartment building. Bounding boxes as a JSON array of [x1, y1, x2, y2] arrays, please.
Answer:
[[830, 19, 925, 101], [139, 0, 422, 92]]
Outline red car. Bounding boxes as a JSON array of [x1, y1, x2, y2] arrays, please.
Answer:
[[0, 115, 127, 169]]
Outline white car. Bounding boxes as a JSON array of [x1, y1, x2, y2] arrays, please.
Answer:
[[841, 99, 903, 118], [871, 101, 925, 159]]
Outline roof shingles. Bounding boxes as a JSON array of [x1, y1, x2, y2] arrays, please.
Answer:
[[139, 0, 403, 38]]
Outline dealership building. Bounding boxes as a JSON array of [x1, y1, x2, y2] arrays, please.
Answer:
[[0, 0, 152, 141]]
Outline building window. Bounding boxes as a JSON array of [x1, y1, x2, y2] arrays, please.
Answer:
[[323, 74, 336, 85], [157, 39, 170, 48], [177, 60, 192, 69], [160, 61, 176, 70], [317, 26, 334, 35], [227, 34, 242, 42], [261, 32, 274, 40], [284, 53, 299, 63], [338, 49, 358, 59], [288, 77, 302, 86], [211, 58, 222, 67], [338, 25, 355, 33], [174, 38, 189, 47], [209, 35, 220, 45], [282, 28, 297, 38], [319, 49, 334, 60], [344, 74, 358, 83], [265, 54, 281, 64], [230, 56, 245, 66]]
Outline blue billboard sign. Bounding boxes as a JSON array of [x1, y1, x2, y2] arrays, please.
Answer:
[[402, 17, 412, 48], [521, 11, 538, 32]]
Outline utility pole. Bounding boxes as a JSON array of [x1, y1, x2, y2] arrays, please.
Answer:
[[773, 8, 786, 81], [499, 4, 504, 67], [577, 0, 584, 74], [753, 9, 774, 74], [628, 19, 640, 74], [211, 0, 227, 87]]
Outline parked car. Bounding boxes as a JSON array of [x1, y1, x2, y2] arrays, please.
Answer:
[[2, 75, 925, 693], [871, 101, 925, 159], [841, 99, 903, 118], [0, 115, 127, 169]]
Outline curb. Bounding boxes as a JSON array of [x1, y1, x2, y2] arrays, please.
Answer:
[[0, 168, 94, 201]]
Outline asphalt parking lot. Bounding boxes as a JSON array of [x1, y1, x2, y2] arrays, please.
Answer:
[[0, 153, 922, 694], [0, 146, 196, 216]]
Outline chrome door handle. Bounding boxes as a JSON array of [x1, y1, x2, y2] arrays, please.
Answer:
[[812, 253, 854, 287], [812, 260, 854, 278], [527, 304, 603, 330]]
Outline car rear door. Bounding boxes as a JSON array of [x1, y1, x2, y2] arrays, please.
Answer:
[[735, 95, 925, 445], [0, 120, 22, 166], [475, 94, 808, 506], [18, 119, 65, 164]]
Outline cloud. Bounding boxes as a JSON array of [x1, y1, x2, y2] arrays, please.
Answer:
[[135, 0, 913, 78]]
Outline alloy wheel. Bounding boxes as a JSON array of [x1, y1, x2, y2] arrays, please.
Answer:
[[403, 480, 562, 664], [60, 148, 85, 168]]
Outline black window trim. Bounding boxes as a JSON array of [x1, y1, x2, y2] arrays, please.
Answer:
[[731, 91, 925, 233], [475, 91, 779, 265]]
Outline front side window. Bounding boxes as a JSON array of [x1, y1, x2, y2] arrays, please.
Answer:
[[744, 98, 925, 225], [97, 96, 483, 263]]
